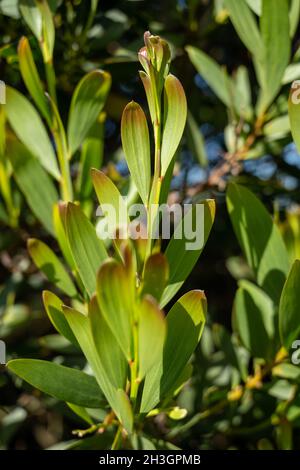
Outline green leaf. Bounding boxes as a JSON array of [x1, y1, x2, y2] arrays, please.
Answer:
[[141, 253, 169, 303], [257, 0, 290, 115], [92, 168, 129, 239], [42, 290, 79, 346], [53, 202, 75, 269], [233, 280, 276, 359], [282, 64, 300, 85], [279, 260, 300, 350], [139, 71, 156, 125], [7, 359, 104, 408], [96, 259, 133, 360], [65, 203, 107, 297], [18, 36, 51, 123], [226, 183, 289, 304], [67, 403, 93, 425], [138, 296, 166, 380], [186, 46, 232, 108], [289, 0, 300, 38], [115, 389, 133, 434], [28, 238, 76, 297], [224, 0, 264, 57], [5, 86, 59, 179], [88, 295, 127, 390], [161, 199, 216, 307], [67, 70, 111, 156], [161, 75, 187, 176], [264, 115, 290, 141], [8, 140, 58, 234], [186, 111, 208, 167], [121, 101, 151, 205], [38, 0, 55, 62], [288, 81, 300, 154], [61, 305, 120, 415], [141, 290, 206, 413], [19, 0, 42, 41], [77, 115, 105, 201], [245, 0, 261, 16]]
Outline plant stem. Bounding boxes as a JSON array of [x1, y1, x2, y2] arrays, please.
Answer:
[[0, 160, 19, 227], [130, 317, 139, 407], [111, 424, 122, 450], [45, 60, 57, 105]]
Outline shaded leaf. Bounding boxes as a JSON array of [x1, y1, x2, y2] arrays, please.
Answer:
[[8, 140, 58, 234], [226, 183, 289, 304], [7, 359, 104, 408], [28, 238, 76, 296], [233, 280, 276, 359], [279, 260, 300, 350], [42, 290, 78, 346]]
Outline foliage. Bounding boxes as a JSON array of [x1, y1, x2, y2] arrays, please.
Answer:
[[1, 0, 300, 452]]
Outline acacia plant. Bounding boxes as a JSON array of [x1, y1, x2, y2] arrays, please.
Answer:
[[6, 33, 215, 449]]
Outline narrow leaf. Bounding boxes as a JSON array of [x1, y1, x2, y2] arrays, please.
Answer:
[[121, 101, 151, 205], [226, 183, 289, 304], [141, 253, 169, 303], [92, 168, 129, 240], [65, 203, 107, 297], [96, 259, 133, 360], [161, 75, 187, 176], [5, 86, 59, 179], [233, 280, 276, 359], [141, 290, 206, 413], [161, 199, 215, 307], [88, 295, 127, 390], [18, 36, 51, 123], [186, 46, 232, 108], [279, 260, 300, 350], [7, 359, 104, 408], [28, 238, 76, 297], [138, 296, 166, 380], [42, 290, 78, 346], [8, 139, 58, 234], [67, 70, 111, 156]]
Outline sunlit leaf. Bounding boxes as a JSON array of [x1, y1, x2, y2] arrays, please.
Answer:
[[67, 70, 111, 156], [141, 290, 206, 412], [65, 203, 107, 297], [121, 101, 151, 205], [5, 86, 60, 179], [18, 36, 51, 123], [161, 75, 187, 176], [161, 199, 215, 307]]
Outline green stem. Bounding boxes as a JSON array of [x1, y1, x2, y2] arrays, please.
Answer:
[[45, 60, 57, 105], [130, 318, 139, 407], [0, 160, 19, 227], [111, 424, 122, 450]]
